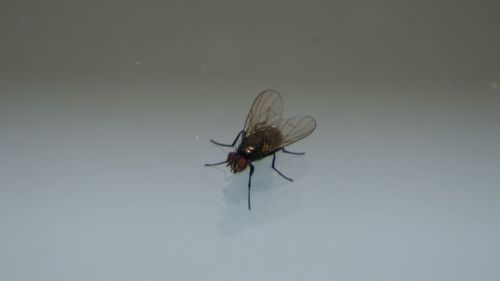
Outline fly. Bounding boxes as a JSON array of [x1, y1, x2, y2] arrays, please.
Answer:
[[205, 89, 316, 210]]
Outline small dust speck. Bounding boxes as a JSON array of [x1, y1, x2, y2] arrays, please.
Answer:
[[195, 135, 200, 139], [135, 61, 142, 66], [201, 64, 208, 71], [489, 81, 498, 91]]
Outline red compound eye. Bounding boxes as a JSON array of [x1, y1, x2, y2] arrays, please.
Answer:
[[238, 157, 248, 170]]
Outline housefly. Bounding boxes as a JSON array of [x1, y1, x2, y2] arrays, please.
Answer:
[[205, 89, 316, 210]]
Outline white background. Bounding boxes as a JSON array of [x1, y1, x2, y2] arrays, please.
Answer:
[[1, 1, 499, 280]]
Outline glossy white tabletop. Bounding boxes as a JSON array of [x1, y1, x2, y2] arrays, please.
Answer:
[[1, 1, 499, 280]]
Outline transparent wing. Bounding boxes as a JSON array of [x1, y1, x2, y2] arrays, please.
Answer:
[[243, 89, 283, 134], [278, 115, 316, 148]]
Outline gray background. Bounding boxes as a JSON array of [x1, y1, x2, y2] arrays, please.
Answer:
[[1, 1, 499, 280]]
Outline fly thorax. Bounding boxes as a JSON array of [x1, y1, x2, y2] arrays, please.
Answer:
[[243, 146, 256, 155]]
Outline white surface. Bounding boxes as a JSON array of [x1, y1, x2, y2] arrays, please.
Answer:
[[1, 1, 500, 280]]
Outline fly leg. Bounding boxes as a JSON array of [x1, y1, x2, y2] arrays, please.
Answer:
[[204, 160, 227, 166], [281, 148, 305, 155], [248, 164, 255, 210], [210, 131, 242, 147], [271, 153, 293, 182], [205, 131, 242, 166]]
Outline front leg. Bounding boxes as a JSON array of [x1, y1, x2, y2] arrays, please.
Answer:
[[204, 160, 227, 166], [210, 131, 243, 147]]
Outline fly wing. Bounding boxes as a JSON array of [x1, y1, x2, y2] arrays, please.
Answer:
[[243, 89, 283, 134], [278, 115, 316, 148]]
